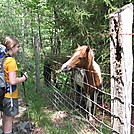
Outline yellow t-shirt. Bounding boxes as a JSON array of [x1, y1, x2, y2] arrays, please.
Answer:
[[4, 57, 19, 98]]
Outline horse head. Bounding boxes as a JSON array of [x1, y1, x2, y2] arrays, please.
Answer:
[[61, 45, 94, 72]]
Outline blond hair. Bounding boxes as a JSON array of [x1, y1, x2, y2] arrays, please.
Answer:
[[3, 37, 19, 50]]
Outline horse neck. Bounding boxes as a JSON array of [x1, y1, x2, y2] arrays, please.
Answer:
[[85, 65, 94, 84], [85, 60, 101, 86], [84, 61, 96, 95], [84, 71, 95, 95]]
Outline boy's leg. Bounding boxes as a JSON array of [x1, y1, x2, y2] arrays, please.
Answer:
[[3, 113, 14, 133]]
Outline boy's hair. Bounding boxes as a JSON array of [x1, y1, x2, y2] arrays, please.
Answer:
[[3, 37, 19, 50]]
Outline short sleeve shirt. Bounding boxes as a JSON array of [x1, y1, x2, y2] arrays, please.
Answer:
[[4, 57, 19, 98]]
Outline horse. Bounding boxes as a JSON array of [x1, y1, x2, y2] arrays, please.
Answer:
[[61, 45, 102, 120]]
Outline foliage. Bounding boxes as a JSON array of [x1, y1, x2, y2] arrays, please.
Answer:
[[1, 0, 134, 133], [1, 0, 133, 55]]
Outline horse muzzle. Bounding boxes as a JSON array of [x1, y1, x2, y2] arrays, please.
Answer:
[[61, 65, 72, 72]]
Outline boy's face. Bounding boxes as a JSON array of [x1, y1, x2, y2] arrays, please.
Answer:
[[12, 44, 19, 55]]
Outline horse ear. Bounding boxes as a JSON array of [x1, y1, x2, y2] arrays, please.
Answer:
[[86, 46, 90, 53], [77, 43, 81, 48]]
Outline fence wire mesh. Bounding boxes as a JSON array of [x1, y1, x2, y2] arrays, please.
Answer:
[[43, 56, 134, 134]]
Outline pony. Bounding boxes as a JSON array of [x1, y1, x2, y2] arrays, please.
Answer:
[[61, 45, 102, 120]]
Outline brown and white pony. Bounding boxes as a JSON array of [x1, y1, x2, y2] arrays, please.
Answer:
[[61, 45, 102, 120]]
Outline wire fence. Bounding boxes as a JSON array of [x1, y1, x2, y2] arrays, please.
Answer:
[[43, 55, 134, 134]]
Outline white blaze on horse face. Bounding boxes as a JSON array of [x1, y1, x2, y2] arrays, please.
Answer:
[[61, 60, 71, 71], [72, 51, 81, 58], [61, 51, 81, 71]]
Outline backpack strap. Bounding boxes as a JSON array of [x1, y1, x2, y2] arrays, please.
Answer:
[[10, 84, 13, 108], [6, 83, 16, 92], [0, 55, 6, 73]]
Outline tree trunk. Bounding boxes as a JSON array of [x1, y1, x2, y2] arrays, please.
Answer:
[[34, 33, 41, 92], [53, 7, 61, 54], [22, 9, 25, 53]]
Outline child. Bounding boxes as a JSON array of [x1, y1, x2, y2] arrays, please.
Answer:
[[2, 37, 27, 134]]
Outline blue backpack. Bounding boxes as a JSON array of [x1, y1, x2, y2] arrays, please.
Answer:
[[0, 45, 16, 111], [0, 45, 7, 111]]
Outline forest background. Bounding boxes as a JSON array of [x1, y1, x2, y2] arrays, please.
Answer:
[[0, 0, 134, 133]]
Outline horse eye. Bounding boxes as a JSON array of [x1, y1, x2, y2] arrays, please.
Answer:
[[78, 57, 82, 60]]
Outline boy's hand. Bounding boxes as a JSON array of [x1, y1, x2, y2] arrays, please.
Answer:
[[23, 72, 28, 81], [21, 71, 28, 81]]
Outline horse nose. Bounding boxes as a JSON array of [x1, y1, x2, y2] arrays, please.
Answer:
[[61, 65, 69, 72]]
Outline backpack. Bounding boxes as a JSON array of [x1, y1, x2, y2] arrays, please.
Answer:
[[0, 45, 17, 111], [0, 45, 8, 111]]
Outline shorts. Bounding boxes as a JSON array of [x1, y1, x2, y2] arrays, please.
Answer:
[[3, 98, 19, 116]]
